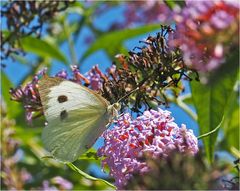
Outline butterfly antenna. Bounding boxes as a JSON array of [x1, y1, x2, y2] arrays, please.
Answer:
[[117, 87, 139, 103]]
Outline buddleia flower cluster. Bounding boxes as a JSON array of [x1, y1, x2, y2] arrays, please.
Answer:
[[97, 108, 198, 189], [125, 151, 236, 190], [108, 1, 173, 29], [96, 26, 196, 111], [170, 0, 239, 72]]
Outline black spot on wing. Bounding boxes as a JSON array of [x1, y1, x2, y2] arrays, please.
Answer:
[[58, 95, 68, 103], [60, 110, 68, 120]]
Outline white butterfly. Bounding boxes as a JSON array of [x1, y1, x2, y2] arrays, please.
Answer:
[[38, 76, 120, 162]]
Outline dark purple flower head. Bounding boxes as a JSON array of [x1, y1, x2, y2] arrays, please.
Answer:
[[98, 108, 198, 189], [10, 68, 47, 124], [170, 0, 239, 72]]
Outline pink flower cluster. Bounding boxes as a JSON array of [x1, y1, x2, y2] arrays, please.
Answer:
[[98, 108, 198, 189], [170, 0, 239, 72], [123, 1, 172, 26], [103, 1, 172, 30]]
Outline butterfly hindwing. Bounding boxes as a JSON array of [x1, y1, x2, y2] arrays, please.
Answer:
[[38, 76, 110, 162], [42, 108, 109, 162]]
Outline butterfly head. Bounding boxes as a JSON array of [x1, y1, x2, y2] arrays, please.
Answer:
[[113, 102, 121, 111]]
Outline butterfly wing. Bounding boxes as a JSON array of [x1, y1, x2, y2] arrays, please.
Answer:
[[38, 76, 110, 162]]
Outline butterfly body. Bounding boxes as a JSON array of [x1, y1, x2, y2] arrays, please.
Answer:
[[38, 76, 119, 162]]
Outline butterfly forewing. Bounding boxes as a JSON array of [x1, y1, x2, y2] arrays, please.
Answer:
[[38, 76, 110, 162], [38, 76, 109, 122]]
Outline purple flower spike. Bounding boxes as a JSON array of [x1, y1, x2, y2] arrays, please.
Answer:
[[71, 65, 90, 84], [55, 70, 68, 79], [32, 67, 47, 83], [98, 108, 198, 189], [86, 65, 104, 91], [9, 68, 47, 123]]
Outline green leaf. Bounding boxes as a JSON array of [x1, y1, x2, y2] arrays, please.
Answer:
[[1, 71, 22, 118], [81, 24, 161, 62], [66, 162, 116, 189], [221, 84, 239, 152], [20, 36, 68, 64], [180, 93, 193, 105], [78, 148, 99, 160], [1, 30, 10, 38], [11, 54, 30, 66], [230, 147, 240, 158], [225, 108, 239, 149], [190, 50, 238, 163]]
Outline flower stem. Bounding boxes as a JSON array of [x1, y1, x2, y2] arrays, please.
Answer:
[[197, 116, 224, 139], [66, 162, 116, 189]]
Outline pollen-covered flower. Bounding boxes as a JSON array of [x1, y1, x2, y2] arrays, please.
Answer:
[[170, 0, 239, 72], [98, 108, 198, 189]]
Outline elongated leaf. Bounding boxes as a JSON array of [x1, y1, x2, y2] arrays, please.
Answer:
[[220, 85, 239, 152], [11, 54, 30, 66], [81, 24, 161, 61], [225, 107, 239, 150], [190, 50, 238, 163], [1, 71, 22, 118], [20, 37, 68, 64]]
